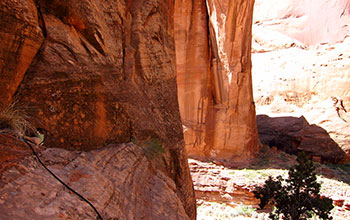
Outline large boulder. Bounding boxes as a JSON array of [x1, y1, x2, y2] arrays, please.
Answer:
[[257, 115, 346, 163], [174, 0, 260, 161]]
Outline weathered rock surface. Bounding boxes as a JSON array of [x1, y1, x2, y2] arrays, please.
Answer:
[[0, 0, 196, 219], [189, 159, 260, 208], [15, 0, 181, 152], [0, 0, 44, 107], [252, 0, 350, 162], [0, 143, 191, 220], [0, 134, 32, 179], [257, 115, 346, 163], [174, 0, 259, 161]]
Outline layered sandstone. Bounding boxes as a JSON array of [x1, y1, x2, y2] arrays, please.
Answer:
[[0, 0, 44, 107], [175, 0, 259, 161], [252, 0, 350, 161], [0, 143, 191, 219], [0, 0, 196, 219]]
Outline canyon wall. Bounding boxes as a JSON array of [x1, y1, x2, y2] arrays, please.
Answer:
[[252, 0, 350, 162], [254, 0, 350, 46], [175, 0, 260, 161], [0, 0, 196, 219], [0, 0, 44, 107]]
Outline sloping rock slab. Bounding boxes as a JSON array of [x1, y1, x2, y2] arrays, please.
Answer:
[[0, 143, 190, 220], [0, 133, 32, 180]]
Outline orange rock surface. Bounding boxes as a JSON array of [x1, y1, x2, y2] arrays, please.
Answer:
[[0, 0, 44, 107], [175, 0, 260, 161], [0, 0, 196, 219]]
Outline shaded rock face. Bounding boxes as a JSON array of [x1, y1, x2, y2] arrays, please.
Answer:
[[174, 0, 259, 161], [0, 0, 196, 219], [256, 115, 346, 163], [0, 143, 191, 220], [0, 0, 44, 107], [15, 0, 180, 152]]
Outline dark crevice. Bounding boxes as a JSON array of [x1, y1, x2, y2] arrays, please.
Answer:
[[81, 29, 106, 56], [36, 2, 47, 38], [80, 38, 92, 55]]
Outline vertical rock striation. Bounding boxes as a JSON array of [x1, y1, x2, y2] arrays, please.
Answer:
[[0, 0, 44, 107], [0, 0, 196, 219], [175, 0, 259, 161]]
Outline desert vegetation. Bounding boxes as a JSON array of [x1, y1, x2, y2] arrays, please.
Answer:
[[254, 152, 334, 220], [193, 146, 350, 220], [0, 101, 36, 137]]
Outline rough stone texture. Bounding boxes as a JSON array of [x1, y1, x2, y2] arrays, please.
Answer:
[[0, 0, 44, 107], [256, 115, 346, 163], [0, 133, 32, 180], [0, 143, 190, 220], [189, 159, 260, 208], [16, 0, 180, 152], [252, 0, 350, 163], [174, 0, 259, 161], [0, 0, 196, 219]]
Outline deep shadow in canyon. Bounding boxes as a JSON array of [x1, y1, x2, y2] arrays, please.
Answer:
[[256, 114, 346, 164]]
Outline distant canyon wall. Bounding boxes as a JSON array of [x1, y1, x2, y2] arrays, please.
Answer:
[[253, 0, 350, 107], [252, 0, 350, 161], [254, 0, 350, 45], [175, 0, 260, 161]]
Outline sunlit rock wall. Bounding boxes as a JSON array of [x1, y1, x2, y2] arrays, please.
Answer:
[[175, 0, 259, 161], [254, 0, 350, 45], [252, 0, 350, 161]]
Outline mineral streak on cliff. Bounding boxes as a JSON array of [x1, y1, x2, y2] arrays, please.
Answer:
[[175, 0, 260, 161], [0, 0, 44, 107], [0, 0, 196, 219]]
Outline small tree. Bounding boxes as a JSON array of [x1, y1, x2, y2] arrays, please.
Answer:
[[253, 152, 334, 220]]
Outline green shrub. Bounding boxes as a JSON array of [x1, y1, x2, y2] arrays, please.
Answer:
[[131, 136, 165, 159], [253, 152, 334, 220]]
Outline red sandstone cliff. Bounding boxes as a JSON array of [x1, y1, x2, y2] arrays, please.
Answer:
[[0, 0, 196, 219], [175, 0, 260, 161]]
